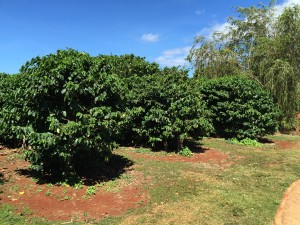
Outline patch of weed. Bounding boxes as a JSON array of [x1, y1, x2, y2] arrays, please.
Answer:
[[86, 186, 96, 195], [45, 190, 51, 196], [178, 147, 193, 157]]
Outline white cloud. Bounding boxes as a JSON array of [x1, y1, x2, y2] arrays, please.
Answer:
[[141, 33, 159, 43], [198, 22, 230, 39], [195, 9, 205, 16], [155, 46, 191, 67], [197, 0, 300, 39], [275, 0, 300, 16], [155, 0, 300, 68]]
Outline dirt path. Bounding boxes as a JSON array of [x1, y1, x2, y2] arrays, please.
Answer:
[[275, 179, 300, 225], [274, 135, 300, 225]]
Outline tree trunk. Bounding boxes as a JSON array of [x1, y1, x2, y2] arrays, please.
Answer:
[[176, 138, 183, 152]]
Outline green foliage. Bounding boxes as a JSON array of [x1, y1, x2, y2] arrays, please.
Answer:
[[201, 76, 280, 140], [45, 190, 51, 196], [1, 49, 125, 179], [0, 73, 28, 145], [178, 147, 193, 157], [86, 186, 96, 195], [96, 54, 160, 79], [230, 138, 263, 147], [0, 204, 51, 224], [124, 67, 213, 151], [252, 6, 300, 129], [0, 50, 212, 180], [187, 36, 242, 78], [188, 3, 300, 130]]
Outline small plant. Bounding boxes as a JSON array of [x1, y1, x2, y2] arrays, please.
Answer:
[[86, 186, 96, 196], [35, 189, 42, 193], [240, 138, 263, 147], [230, 138, 263, 147], [74, 181, 83, 190], [45, 190, 51, 196], [105, 180, 118, 192], [178, 147, 193, 157], [120, 174, 131, 180], [230, 138, 240, 145]]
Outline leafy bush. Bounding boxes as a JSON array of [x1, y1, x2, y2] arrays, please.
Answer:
[[96, 54, 160, 79], [200, 76, 280, 140], [125, 67, 213, 151], [0, 50, 213, 180], [3, 49, 125, 179], [230, 138, 263, 147], [0, 73, 29, 145], [93, 54, 161, 146], [178, 147, 193, 157]]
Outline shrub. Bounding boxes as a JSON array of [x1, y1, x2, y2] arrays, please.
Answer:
[[5, 49, 124, 179], [96, 54, 160, 79], [230, 138, 263, 147], [178, 147, 193, 157], [200, 76, 280, 140], [93, 54, 161, 146], [0, 73, 29, 145], [125, 67, 213, 151]]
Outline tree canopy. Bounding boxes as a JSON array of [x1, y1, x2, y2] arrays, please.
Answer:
[[188, 2, 300, 130]]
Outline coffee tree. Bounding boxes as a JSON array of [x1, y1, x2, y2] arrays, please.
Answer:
[[200, 76, 280, 139], [13, 49, 124, 178], [126, 67, 213, 151], [0, 73, 30, 145]]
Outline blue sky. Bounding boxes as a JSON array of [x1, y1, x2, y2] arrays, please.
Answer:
[[0, 0, 292, 74]]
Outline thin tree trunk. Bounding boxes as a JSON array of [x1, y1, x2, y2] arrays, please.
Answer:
[[176, 138, 183, 152]]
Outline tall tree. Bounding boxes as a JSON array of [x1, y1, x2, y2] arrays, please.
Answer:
[[188, 2, 300, 130], [252, 5, 300, 129]]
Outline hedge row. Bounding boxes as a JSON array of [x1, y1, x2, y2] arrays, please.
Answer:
[[0, 49, 279, 180]]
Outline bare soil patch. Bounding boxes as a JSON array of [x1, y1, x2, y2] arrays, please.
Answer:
[[0, 147, 149, 222], [118, 147, 231, 165], [274, 140, 300, 150]]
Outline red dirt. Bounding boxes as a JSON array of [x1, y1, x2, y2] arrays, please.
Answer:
[[118, 148, 232, 165], [273, 140, 300, 150], [4, 138, 293, 223], [0, 147, 149, 222]]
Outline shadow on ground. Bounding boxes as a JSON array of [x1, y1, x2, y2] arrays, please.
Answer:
[[0, 172, 5, 185], [16, 154, 134, 186], [258, 137, 275, 144], [144, 138, 210, 154], [183, 139, 209, 153]]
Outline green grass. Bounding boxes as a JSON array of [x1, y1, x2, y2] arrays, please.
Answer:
[[98, 135, 300, 225], [0, 204, 54, 225], [1, 134, 300, 224], [265, 133, 300, 141]]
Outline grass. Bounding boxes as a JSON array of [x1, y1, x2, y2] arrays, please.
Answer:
[[1, 134, 300, 224], [98, 135, 300, 225], [265, 133, 300, 141], [0, 204, 53, 225]]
